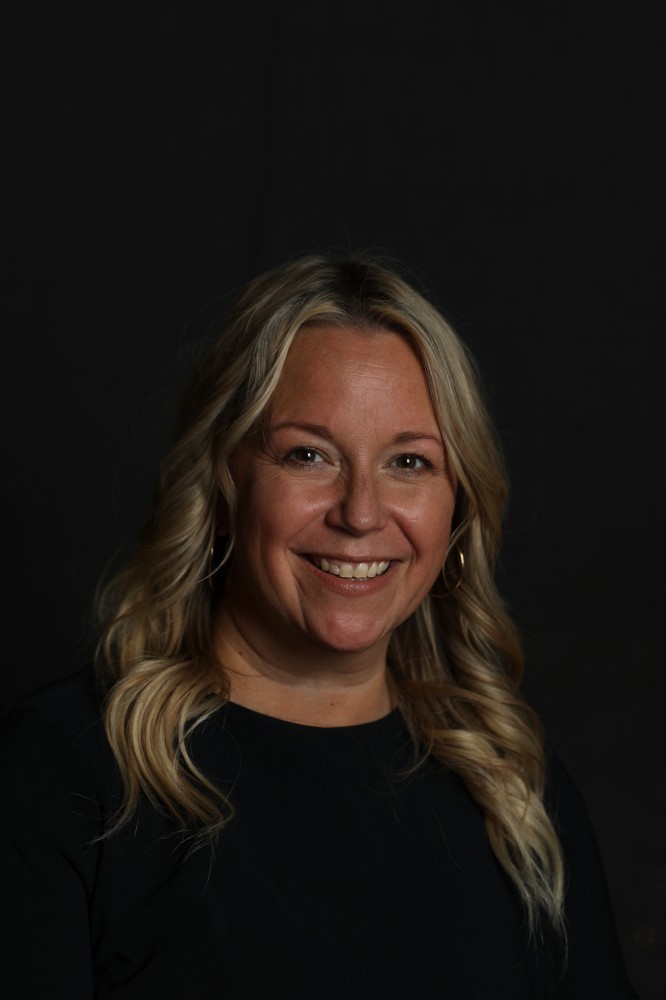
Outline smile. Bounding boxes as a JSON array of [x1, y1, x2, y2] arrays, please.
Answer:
[[309, 557, 391, 579]]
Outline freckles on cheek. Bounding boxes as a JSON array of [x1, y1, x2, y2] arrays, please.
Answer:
[[239, 463, 282, 509], [401, 497, 452, 530], [274, 475, 329, 513]]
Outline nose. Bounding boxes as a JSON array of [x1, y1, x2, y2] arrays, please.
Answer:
[[325, 467, 388, 535]]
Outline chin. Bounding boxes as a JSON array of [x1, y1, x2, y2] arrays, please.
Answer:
[[304, 617, 392, 656]]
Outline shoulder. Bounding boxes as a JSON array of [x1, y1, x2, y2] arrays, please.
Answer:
[[544, 751, 638, 998], [1, 666, 106, 758], [0, 669, 114, 997], [0, 666, 120, 822], [544, 750, 590, 842], [544, 750, 608, 903], [2, 664, 103, 730]]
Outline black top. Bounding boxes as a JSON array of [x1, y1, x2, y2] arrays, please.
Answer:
[[0, 668, 636, 999]]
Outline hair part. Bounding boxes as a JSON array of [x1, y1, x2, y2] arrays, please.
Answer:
[[96, 251, 564, 933]]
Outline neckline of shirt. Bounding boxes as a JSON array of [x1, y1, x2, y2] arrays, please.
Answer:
[[222, 698, 403, 735]]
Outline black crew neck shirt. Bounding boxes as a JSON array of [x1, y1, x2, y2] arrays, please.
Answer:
[[0, 668, 636, 999]]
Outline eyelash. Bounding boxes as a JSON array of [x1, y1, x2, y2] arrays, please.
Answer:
[[390, 453, 433, 474], [282, 447, 433, 475], [283, 446, 324, 468]]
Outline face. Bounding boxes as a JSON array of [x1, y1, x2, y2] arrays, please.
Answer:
[[223, 325, 457, 667]]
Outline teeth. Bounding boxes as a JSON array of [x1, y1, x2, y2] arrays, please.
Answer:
[[313, 558, 390, 579]]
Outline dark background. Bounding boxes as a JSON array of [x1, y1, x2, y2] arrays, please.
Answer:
[[2, 3, 663, 996]]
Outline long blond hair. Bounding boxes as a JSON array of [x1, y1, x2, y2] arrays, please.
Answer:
[[96, 253, 564, 933]]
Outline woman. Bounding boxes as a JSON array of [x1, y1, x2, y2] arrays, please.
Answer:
[[1, 253, 636, 998]]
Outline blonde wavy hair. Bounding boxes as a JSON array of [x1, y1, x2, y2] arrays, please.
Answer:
[[96, 252, 564, 934]]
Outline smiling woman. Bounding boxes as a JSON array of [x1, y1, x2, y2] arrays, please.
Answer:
[[0, 254, 636, 999], [216, 326, 457, 715]]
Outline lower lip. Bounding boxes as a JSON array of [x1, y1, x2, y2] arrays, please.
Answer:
[[300, 557, 396, 594]]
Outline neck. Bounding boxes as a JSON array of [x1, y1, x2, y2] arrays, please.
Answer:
[[212, 604, 393, 727]]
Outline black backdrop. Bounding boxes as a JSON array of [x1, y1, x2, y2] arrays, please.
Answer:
[[2, 4, 664, 996]]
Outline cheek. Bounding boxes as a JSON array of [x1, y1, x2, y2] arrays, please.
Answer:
[[400, 491, 455, 547], [235, 474, 325, 555]]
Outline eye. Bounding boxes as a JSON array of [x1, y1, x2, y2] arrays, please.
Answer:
[[391, 453, 432, 472], [284, 446, 325, 467]]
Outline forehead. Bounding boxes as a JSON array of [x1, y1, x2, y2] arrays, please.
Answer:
[[290, 320, 415, 359], [267, 324, 440, 434]]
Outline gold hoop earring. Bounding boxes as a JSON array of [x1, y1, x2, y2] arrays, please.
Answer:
[[432, 544, 465, 599], [206, 536, 232, 590]]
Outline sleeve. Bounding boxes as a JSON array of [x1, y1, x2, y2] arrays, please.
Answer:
[[0, 706, 103, 1000], [549, 757, 640, 1000]]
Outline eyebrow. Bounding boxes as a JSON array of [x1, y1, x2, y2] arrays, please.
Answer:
[[268, 422, 444, 448]]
